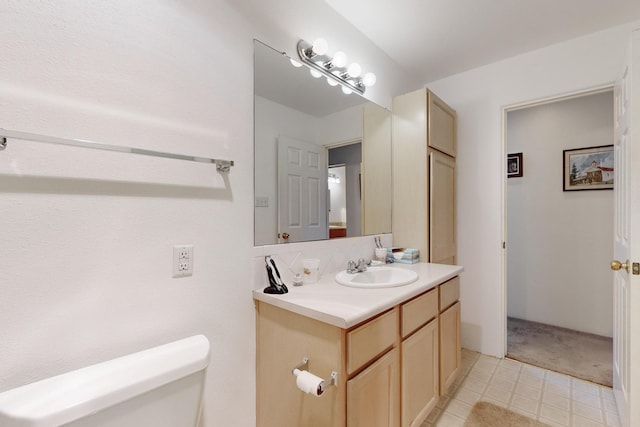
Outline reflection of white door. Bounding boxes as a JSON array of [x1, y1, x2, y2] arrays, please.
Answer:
[[277, 136, 327, 243], [612, 29, 640, 427]]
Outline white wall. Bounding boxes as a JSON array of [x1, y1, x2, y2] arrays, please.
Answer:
[[0, 2, 255, 425], [254, 96, 365, 245], [428, 21, 640, 357], [318, 103, 364, 145], [0, 1, 416, 426], [507, 91, 614, 337], [254, 96, 320, 246], [229, 1, 422, 110]]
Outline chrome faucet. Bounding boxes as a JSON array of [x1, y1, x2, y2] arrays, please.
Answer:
[[347, 258, 367, 274]]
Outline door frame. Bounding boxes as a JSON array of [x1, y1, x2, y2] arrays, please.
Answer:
[[500, 84, 615, 356]]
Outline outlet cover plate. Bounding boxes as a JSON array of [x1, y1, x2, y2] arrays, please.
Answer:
[[255, 196, 269, 207], [173, 245, 193, 277]]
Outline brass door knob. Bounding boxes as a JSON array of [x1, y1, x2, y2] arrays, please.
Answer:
[[281, 232, 290, 240], [610, 259, 629, 272]]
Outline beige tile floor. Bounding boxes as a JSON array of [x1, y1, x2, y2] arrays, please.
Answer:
[[422, 349, 620, 427]]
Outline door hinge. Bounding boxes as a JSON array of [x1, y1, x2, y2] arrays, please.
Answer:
[[633, 262, 640, 275], [502, 241, 506, 249]]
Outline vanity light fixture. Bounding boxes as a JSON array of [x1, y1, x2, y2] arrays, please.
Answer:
[[297, 38, 376, 95]]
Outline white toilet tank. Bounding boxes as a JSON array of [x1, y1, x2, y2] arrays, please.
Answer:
[[0, 335, 210, 427]]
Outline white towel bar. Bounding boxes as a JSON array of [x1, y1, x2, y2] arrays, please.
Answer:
[[0, 128, 234, 173]]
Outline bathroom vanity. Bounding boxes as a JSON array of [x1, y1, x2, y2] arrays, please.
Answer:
[[253, 263, 462, 427]]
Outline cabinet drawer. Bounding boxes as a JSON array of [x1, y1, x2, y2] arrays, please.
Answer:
[[401, 289, 438, 338], [347, 308, 398, 374], [439, 277, 459, 312]]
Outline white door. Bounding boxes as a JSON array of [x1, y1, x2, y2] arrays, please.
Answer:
[[277, 136, 328, 243], [612, 29, 640, 427]]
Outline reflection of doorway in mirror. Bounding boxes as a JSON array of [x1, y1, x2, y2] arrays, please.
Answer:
[[328, 165, 347, 238], [328, 143, 362, 238]]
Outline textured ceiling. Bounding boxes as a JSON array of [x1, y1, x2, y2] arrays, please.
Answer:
[[324, 0, 640, 82]]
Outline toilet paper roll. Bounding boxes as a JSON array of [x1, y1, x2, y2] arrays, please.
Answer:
[[294, 370, 324, 396]]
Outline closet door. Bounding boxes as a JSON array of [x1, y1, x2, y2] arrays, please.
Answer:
[[427, 90, 457, 157], [429, 151, 456, 264]]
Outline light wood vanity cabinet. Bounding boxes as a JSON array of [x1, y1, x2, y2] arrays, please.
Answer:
[[347, 347, 400, 427], [439, 277, 461, 395], [347, 308, 398, 375], [400, 289, 439, 427], [440, 302, 461, 394], [255, 275, 461, 427]]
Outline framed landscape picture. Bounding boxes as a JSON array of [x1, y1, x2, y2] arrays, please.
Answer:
[[507, 152, 523, 178], [563, 145, 614, 191]]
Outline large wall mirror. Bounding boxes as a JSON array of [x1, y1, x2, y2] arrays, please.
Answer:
[[254, 39, 392, 246]]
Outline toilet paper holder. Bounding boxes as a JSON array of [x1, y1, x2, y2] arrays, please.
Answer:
[[292, 357, 338, 390]]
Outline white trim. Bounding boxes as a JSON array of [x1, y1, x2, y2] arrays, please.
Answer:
[[324, 137, 361, 149], [500, 84, 614, 357], [504, 84, 614, 112]]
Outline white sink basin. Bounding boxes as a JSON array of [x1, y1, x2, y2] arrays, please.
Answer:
[[335, 266, 418, 289]]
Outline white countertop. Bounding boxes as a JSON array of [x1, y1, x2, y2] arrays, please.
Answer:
[[252, 262, 463, 329]]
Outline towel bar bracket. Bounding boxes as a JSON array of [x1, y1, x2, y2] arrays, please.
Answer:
[[215, 159, 234, 173]]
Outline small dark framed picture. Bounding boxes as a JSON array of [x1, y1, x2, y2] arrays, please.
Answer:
[[563, 145, 614, 191], [507, 153, 523, 178]]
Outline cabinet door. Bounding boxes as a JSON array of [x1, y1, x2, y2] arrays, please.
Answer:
[[439, 302, 461, 395], [401, 319, 439, 427], [429, 151, 456, 264], [427, 90, 456, 157], [347, 348, 400, 427], [256, 302, 345, 427]]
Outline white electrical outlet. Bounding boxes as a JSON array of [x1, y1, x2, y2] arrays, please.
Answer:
[[173, 245, 194, 277]]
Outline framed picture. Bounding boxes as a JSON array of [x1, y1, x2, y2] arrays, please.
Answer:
[[507, 153, 523, 178], [563, 145, 614, 191]]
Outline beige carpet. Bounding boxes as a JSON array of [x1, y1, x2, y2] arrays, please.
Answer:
[[464, 402, 550, 427], [507, 317, 612, 386]]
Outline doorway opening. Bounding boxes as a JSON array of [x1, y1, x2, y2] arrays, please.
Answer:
[[504, 88, 614, 386], [328, 142, 362, 238]]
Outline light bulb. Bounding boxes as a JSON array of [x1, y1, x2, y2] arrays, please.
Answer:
[[327, 77, 338, 86], [347, 62, 361, 77], [363, 72, 377, 87], [341, 86, 353, 95], [310, 69, 322, 78], [290, 58, 302, 68], [332, 51, 348, 68], [312, 38, 328, 55]]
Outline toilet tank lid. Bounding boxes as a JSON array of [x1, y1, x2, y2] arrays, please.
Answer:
[[0, 335, 210, 427]]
